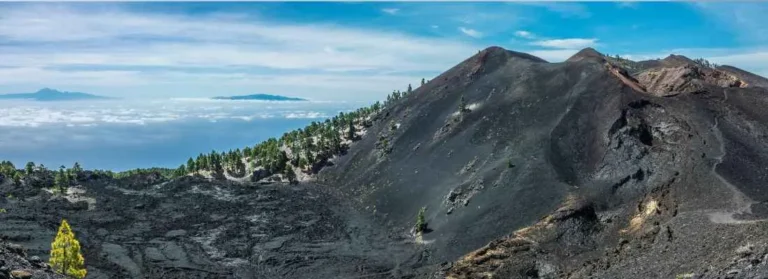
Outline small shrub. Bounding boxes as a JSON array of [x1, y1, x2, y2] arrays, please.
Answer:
[[415, 207, 427, 233]]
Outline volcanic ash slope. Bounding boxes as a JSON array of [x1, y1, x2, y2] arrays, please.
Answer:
[[319, 46, 768, 279]]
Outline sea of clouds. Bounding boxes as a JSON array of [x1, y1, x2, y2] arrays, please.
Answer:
[[0, 99, 357, 127], [0, 99, 364, 170]]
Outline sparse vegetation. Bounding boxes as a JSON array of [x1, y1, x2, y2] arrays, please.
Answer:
[[12, 171, 22, 186], [2, 84, 416, 185], [693, 58, 718, 69], [171, 87, 410, 182], [0, 160, 16, 178], [459, 95, 469, 114]]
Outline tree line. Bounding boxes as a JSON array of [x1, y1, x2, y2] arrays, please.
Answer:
[[1, 80, 425, 187], [174, 82, 421, 182]]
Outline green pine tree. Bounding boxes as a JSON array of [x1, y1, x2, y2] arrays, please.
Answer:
[[415, 207, 427, 233], [25, 162, 35, 176], [13, 171, 22, 186], [55, 167, 68, 194]]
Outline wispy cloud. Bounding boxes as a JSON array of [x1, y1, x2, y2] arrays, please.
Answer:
[[0, 4, 479, 101], [531, 38, 597, 49], [515, 2, 591, 18], [694, 3, 768, 44], [514, 30, 535, 39], [381, 8, 399, 15], [459, 27, 483, 38]]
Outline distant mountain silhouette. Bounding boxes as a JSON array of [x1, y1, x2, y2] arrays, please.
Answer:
[[212, 93, 307, 101], [0, 88, 113, 101]]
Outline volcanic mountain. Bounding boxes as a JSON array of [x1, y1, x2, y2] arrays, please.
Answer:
[[3, 46, 768, 279]]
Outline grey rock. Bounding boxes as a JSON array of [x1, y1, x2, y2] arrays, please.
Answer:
[[100, 243, 141, 279], [164, 229, 187, 238], [144, 247, 165, 262]]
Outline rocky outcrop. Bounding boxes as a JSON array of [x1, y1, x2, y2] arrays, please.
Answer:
[[0, 240, 64, 279], [636, 64, 747, 96], [442, 196, 599, 279]]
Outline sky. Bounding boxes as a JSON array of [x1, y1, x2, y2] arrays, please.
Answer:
[[1, 2, 768, 102]]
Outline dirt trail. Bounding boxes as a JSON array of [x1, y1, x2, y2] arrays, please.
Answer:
[[707, 114, 761, 224]]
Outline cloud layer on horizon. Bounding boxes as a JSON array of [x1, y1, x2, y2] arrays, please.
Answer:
[[0, 99, 355, 128], [1, 3, 768, 101]]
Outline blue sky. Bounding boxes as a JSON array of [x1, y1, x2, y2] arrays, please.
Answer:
[[1, 2, 768, 102]]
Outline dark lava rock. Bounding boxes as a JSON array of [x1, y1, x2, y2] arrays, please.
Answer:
[[0, 241, 63, 279], [4, 46, 768, 279]]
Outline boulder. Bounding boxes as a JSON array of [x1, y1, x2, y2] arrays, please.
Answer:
[[9, 270, 31, 279]]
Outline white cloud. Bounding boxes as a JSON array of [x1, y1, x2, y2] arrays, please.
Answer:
[[514, 30, 534, 39], [531, 38, 597, 49], [0, 100, 346, 127], [0, 5, 480, 101], [459, 27, 483, 38], [431, 25, 439, 29], [381, 8, 399, 15]]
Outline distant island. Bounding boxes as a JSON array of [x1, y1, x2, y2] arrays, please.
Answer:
[[0, 88, 114, 101], [212, 94, 307, 101]]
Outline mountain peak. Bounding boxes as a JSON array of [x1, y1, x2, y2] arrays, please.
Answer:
[[661, 54, 696, 67], [0, 88, 112, 101], [566, 47, 605, 63], [36, 88, 62, 94]]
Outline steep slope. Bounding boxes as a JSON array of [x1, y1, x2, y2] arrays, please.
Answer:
[[320, 46, 636, 262], [320, 46, 768, 278]]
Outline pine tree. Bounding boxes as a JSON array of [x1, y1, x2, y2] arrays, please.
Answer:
[[55, 167, 68, 194], [347, 120, 356, 140], [415, 207, 427, 233], [407, 84, 412, 95], [284, 165, 297, 184], [175, 164, 186, 177], [72, 162, 83, 174], [25, 162, 35, 176], [459, 95, 469, 114], [421, 78, 425, 86], [187, 158, 196, 173], [13, 171, 22, 186], [49, 219, 87, 279]]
